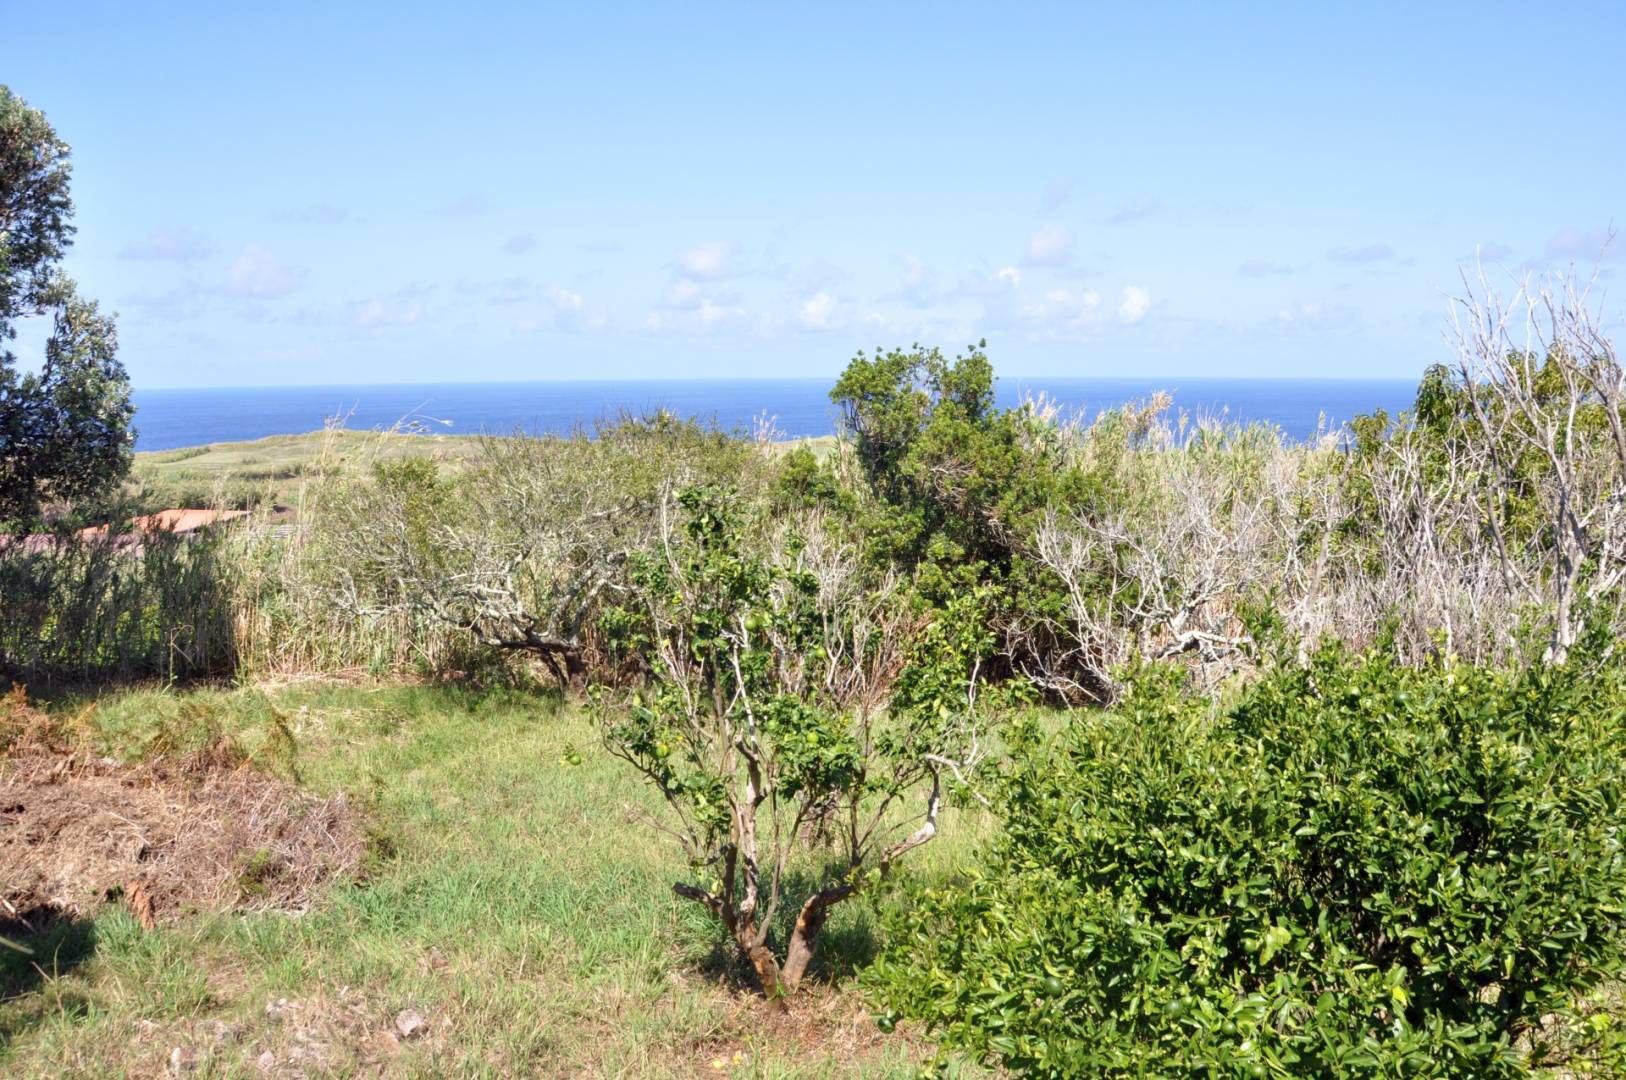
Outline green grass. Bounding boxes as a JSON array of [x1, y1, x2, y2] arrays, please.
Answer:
[[129, 430, 487, 511], [128, 430, 841, 512], [0, 681, 989, 1077]]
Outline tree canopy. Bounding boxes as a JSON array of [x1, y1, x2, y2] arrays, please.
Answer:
[[0, 85, 132, 528]]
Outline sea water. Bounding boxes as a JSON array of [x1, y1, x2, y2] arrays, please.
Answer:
[[131, 377, 1420, 452]]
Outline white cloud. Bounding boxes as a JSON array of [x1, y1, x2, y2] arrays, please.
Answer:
[[224, 244, 303, 298], [797, 291, 840, 330], [545, 285, 607, 332], [120, 280, 211, 321], [454, 276, 567, 309], [1024, 224, 1073, 267], [545, 286, 584, 312], [1103, 199, 1160, 225], [662, 279, 705, 310], [857, 299, 982, 343], [502, 232, 538, 255], [649, 244, 751, 332], [887, 254, 937, 308], [281, 202, 349, 226], [677, 241, 734, 280], [698, 298, 740, 328], [1327, 243, 1395, 264], [120, 227, 212, 262], [954, 265, 1154, 337], [1546, 226, 1621, 262], [434, 193, 488, 217], [1238, 260, 1295, 278], [1118, 286, 1151, 324], [1275, 302, 1359, 330], [352, 298, 423, 327], [646, 294, 748, 335], [513, 286, 607, 333], [1019, 287, 1102, 328], [899, 254, 930, 291]]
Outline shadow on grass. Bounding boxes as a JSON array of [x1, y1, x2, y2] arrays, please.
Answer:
[[687, 864, 886, 998], [0, 907, 98, 1047], [424, 666, 568, 716], [421, 638, 574, 707]]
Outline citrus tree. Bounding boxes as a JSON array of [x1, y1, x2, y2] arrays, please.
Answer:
[[595, 485, 987, 1006]]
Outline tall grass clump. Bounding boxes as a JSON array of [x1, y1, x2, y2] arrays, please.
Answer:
[[223, 504, 466, 678], [0, 419, 473, 684], [0, 530, 237, 683]]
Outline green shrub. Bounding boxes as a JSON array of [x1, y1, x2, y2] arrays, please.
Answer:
[[594, 484, 987, 1004], [829, 343, 1102, 694], [867, 644, 1626, 1077], [830, 342, 1083, 592]]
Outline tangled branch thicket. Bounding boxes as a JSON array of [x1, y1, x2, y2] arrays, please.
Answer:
[[1024, 269, 1625, 697], [313, 414, 767, 684]]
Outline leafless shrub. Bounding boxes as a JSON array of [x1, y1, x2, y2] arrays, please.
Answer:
[[1023, 269, 1624, 697], [1029, 413, 1300, 699], [315, 415, 767, 682], [1444, 266, 1626, 660]]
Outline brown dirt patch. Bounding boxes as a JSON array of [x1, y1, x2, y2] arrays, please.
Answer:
[[0, 688, 363, 927], [670, 979, 936, 1075]]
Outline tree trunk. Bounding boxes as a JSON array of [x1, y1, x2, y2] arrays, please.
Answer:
[[779, 916, 823, 993], [738, 932, 790, 1012], [779, 885, 854, 992], [675, 883, 791, 1011]]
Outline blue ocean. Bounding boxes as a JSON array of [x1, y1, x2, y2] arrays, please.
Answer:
[[130, 377, 1421, 453]]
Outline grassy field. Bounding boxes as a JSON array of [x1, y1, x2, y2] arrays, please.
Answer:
[[1, 679, 988, 1078], [129, 431, 488, 511], [128, 430, 841, 512]]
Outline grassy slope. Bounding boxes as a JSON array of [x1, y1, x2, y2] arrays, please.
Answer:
[[130, 431, 841, 511], [129, 431, 488, 511], [1, 682, 987, 1078]]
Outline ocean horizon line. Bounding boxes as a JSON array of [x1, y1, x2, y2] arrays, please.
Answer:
[[130, 375, 1424, 452], [134, 372, 1422, 393]]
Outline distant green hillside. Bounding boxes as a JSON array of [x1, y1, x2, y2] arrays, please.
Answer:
[[130, 430, 840, 511], [130, 430, 487, 511]]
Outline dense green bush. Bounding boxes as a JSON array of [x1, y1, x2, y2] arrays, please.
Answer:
[[830, 342, 1087, 589], [867, 641, 1626, 1076], [828, 343, 1104, 692]]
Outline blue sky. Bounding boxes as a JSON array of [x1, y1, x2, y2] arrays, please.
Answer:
[[6, 1, 1624, 387]]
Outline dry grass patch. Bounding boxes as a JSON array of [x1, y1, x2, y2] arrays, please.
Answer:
[[0, 687, 363, 929]]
